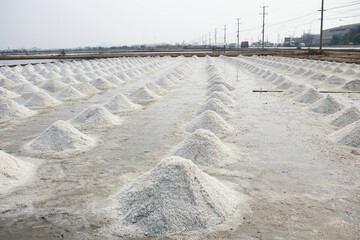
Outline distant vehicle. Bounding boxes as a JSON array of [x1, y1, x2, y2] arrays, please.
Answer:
[[290, 41, 295, 47], [299, 43, 305, 47], [228, 43, 236, 48], [241, 41, 249, 48]]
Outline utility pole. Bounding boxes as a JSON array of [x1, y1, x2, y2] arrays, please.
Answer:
[[236, 18, 241, 51], [209, 32, 211, 45], [260, 5, 268, 50], [319, 0, 325, 52], [224, 25, 227, 45], [214, 29, 217, 44]]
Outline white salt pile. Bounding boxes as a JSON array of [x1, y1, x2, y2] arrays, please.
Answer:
[[14, 83, 43, 95], [342, 80, 360, 91], [294, 67, 306, 75], [311, 95, 344, 115], [309, 73, 327, 81], [295, 88, 323, 104], [171, 129, 231, 165], [146, 82, 168, 96], [0, 150, 36, 194], [60, 77, 79, 85], [24, 91, 62, 109], [25, 120, 95, 155], [332, 67, 344, 73], [106, 75, 124, 85], [72, 82, 100, 95], [92, 78, 114, 90], [303, 70, 315, 77], [0, 78, 17, 88], [69, 104, 121, 130], [206, 84, 232, 96], [326, 75, 346, 85], [207, 91, 234, 106], [40, 80, 67, 92], [329, 120, 360, 148], [198, 98, 232, 118], [283, 84, 306, 98], [127, 86, 159, 104], [103, 94, 139, 113], [56, 86, 86, 101], [0, 87, 20, 99], [272, 75, 287, 85], [266, 72, 279, 82], [208, 81, 235, 91], [331, 107, 360, 128], [116, 156, 238, 235], [276, 80, 293, 90], [0, 99, 35, 121], [186, 110, 234, 137], [155, 77, 175, 90]]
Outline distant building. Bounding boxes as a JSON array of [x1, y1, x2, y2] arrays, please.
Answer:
[[313, 23, 360, 45]]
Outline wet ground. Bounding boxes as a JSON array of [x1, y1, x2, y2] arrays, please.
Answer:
[[0, 57, 359, 239]]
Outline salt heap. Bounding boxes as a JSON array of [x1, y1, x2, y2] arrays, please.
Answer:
[[186, 110, 234, 137], [329, 121, 360, 148], [116, 156, 238, 235], [146, 82, 168, 96], [331, 107, 360, 128], [266, 72, 279, 82], [40, 80, 67, 92], [277, 80, 293, 90], [92, 78, 114, 90], [69, 104, 121, 130], [296, 88, 323, 104], [60, 77, 79, 85], [0, 150, 36, 193], [311, 95, 344, 115], [0, 78, 17, 88], [326, 75, 346, 85], [0, 87, 20, 99], [206, 84, 232, 96], [106, 75, 124, 85], [272, 75, 287, 85], [0, 99, 35, 121], [208, 81, 235, 91], [155, 77, 175, 90], [197, 98, 231, 118], [24, 91, 62, 109], [72, 82, 99, 95], [309, 73, 327, 81], [207, 91, 234, 106], [103, 94, 139, 113], [14, 83, 43, 95], [127, 86, 159, 104], [342, 80, 360, 91], [56, 86, 86, 101], [171, 129, 231, 165], [26, 120, 95, 155]]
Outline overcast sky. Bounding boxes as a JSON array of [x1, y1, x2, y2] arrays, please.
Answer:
[[1, 0, 359, 49]]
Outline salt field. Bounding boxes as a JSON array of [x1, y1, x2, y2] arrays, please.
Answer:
[[0, 55, 360, 239]]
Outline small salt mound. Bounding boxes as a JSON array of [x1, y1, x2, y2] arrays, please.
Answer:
[[26, 120, 95, 154], [116, 72, 131, 81], [294, 67, 306, 75], [72, 82, 99, 95], [171, 129, 231, 165], [92, 78, 114, 90], [303, 69, 315, 77], [332, 67, 344, 73], [272, 75, 287, 85], [329, 120, 360, 148], [0, 150, 36, 194], [0, 87, 20, 99], [0, 78, 17, 88], [0, 99, 35, 121], [40, 80, 67, 92], [128, 86, 159, 103], [331, 107, 360, 128], [344, 68, 356, 75], [326, 75, 346, 85], [56, 86, 86, 101], [197, 98, 231, 119], [14, 83, 43, 95], [311, 95, 344, 115], [186, 110, 234, 137], [283, 84, 306, 98], [103, 94, 139, 113], [324, 65, 333, 71], [146, 82, 168, 96], [155, 77, 175, 90], [117, 156, 238, 235], [74, 74, 92, 82], [60, 77, 79, 85], [106, 75, 124, 85], [266, 72, 279, 82], [208, 80, 235, 91], [207, 91, 234, 106], [69, 104, 121, 130], [276, 80, 292, 90], [295, 88, 323, 104], [309, 73, 327, 81], [24, 91, 62, 109], [342, 80, 360, 91], [206, 84, 232, 96]]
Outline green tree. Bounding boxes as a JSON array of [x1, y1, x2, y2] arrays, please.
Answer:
[[352, 33, 360, 44], [330, 35, 341, 45]]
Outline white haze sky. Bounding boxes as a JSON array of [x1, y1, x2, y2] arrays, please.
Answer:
[[1, 0, 359, 49]]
